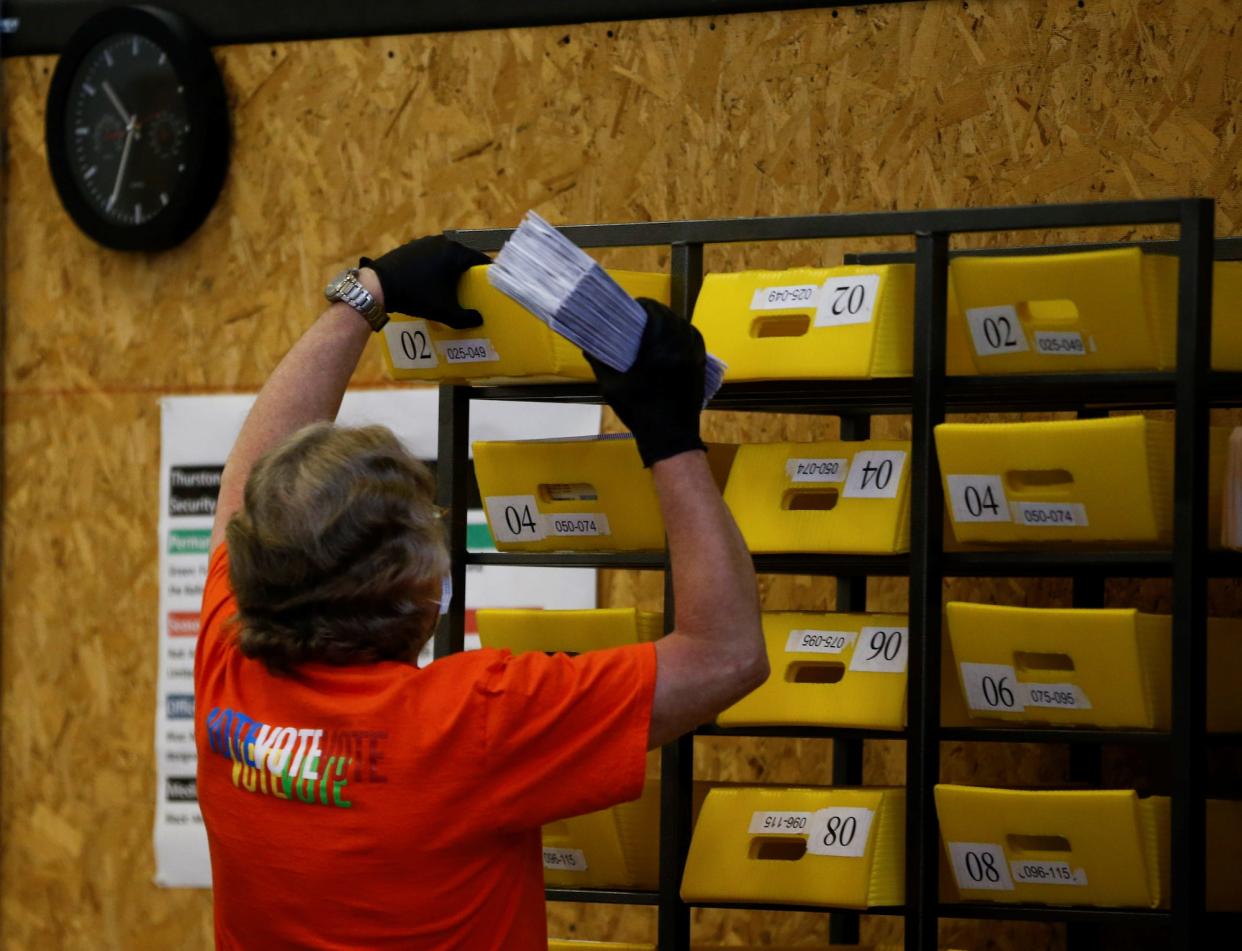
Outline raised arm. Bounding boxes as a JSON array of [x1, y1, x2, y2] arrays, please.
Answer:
[[585, 301, 767, 749], [209, 237, 490, 553]]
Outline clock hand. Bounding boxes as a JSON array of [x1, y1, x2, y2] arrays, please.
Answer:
[[101, 80, 132, 125], [108, 118, 136, 212]]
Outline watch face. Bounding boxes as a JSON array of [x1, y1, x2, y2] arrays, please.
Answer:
[[64, 32, 190, 227], [46, 7, 229, 252]]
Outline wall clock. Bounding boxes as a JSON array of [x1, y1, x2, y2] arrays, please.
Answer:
[[45, 5, 229, 251]]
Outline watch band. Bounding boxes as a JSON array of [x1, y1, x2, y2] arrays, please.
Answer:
[[325, 268, 387, 331]]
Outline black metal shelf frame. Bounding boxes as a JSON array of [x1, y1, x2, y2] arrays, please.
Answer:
[[434, 198, 1225, 949]]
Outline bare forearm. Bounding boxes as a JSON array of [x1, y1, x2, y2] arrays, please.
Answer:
[[209, 270, 380, 551]]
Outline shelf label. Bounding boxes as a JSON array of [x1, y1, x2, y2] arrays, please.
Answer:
[[1021, 682, 1092, 710], [814, 273, 881, 328], [547, 513, 611, 538], [384, 320, 439, 369], [1011, 501, 1089, 528], [948, 841, 1014, 891], [750, 283, 821, 310], [785, 629, 856, 655], [437, 338, 500, 364], [484, 495, 547, 542], [848, 627, 908, 673], [842, 450, 906, 499], [966, 306, 1030, 357], [542, 847, 588, 871], [947, 474, 1011, 523], [961, 663, 1024, 712], [786, 457, 848, 484], [1034, 330, 1087, 356], [806, 807, 875, 857], [748, 810, 813, 835], [1010, 859, 1088, 886]]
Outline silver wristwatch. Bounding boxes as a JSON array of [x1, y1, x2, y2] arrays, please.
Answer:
[[325, 268, 387, 331]]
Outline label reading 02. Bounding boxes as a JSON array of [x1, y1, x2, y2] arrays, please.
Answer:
[[747, 810, 813, 835], [841, 450, 906, 499], [484, 495, 547, 543], [542, 848, 588, 872], [805, 806, 875, 858], [813, 273, 881, 328], [966, 306, 1030, 357], [384, 319, 439, 370], [785, 629, 857, 655], [948, 841, 1015, 891], [847, 627, 908, 673]]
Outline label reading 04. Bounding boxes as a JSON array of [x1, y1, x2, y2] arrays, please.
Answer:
[[805, 807, 875, 858], [747, 810, 813, 835], [542, 848, 588, 872], [436, 338, 500, 364], [847, 627, 908, 673], [946, 475, 1011, 523], [966, 306, 1030, 357], [484, 495, 547, 543], [813, 273, 881, 328], [785, 457, 848, 484], [384, 320, 439, 370], [785, 629, 857, 655], [841, 450, 906, 499], [948, 842, 1015, 891]]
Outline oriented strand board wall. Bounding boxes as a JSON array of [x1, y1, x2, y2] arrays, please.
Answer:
[[4, 1, 1242, 948]]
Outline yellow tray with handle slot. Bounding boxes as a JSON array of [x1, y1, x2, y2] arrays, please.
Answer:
[[680, 785, 905, 909], [543, 777, 660, 890], [723, 440, 912, 553], [476, 608, 663, 655], [473, 435, 736, 552], [716, 612, 909, 729], [936, 784, 1169, 908], [380, 264, 670, 384]]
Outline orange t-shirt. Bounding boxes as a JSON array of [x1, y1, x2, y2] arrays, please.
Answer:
[[195, 546, 656, 950]]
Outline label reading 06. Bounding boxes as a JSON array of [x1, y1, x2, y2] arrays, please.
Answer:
[[960, 662, 1024, 713]]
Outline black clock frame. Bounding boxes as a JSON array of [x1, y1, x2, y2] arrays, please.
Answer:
[[44, 5, 230, 252]]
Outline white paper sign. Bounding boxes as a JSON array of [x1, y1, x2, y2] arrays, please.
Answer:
[[1010, 859, 1088, 886], [1011, 501, 1089, 528], [806, 807, 875, 857], [437, 338, 500, 364], [750, 284, 821, 310], [966, 306, 1029, 356], [785, 629, 856, 655], [961, 663, 1024, 712], [842, 450, 906, 499], [1022, 682, 1092, 710], [848, 626, 908, 673], [748, 811, 813, 835], [484, 495, 547, 542], [1033, 331, 1087, 356], [384, 320, 439, 369], [947, 474, 1011, 523], [546, 513, 611, 537], [948, 841, 1015, 891], [542, 848, 588, 871], [814, 273, 881, 328], [785, 457, 848, 484]]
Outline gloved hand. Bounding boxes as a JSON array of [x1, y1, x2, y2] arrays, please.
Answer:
[[361, 235, 491, 328], [585, 298, 707, 467]]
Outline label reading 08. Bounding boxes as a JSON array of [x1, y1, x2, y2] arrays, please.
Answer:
[[806, 806, 875, 858], [847, 627, 908, 673], [841, 450, 906, 499], [484, 495, 547, 543], [966, 305, 1030, 357], [948, 841, 1015, 891], [384, 319, 439, 370]]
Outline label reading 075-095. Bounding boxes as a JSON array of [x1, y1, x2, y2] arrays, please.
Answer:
[[785, 629, 856, 655]]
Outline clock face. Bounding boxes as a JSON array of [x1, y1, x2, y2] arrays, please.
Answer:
[[65, 33, 191, 227], [46, 7, 229, 252]]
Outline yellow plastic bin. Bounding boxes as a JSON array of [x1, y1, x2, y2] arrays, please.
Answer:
[[476, 608, 663, 655], [680, 785, 905, 909], [549, 943, 653, 951], [381, 264, 670, 384], [936, 785, 1169, 908], [717, 612, 909, 729], [474, 436, 736, 552], [1207, 798, 1242, 912], [723, 440, 912, 553], [543, 778, 660, 890], [948, 247, 1242, 373], [691, 265, 915, 379]]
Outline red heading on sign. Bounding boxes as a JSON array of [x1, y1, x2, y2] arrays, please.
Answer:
[[167, 612, 200, 637]]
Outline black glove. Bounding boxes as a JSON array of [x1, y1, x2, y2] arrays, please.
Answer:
[[361, 235, 491, 329], [585, 298, 707, 467]]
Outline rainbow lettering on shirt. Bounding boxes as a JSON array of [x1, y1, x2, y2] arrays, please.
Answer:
[[204, 707, 354, 809]]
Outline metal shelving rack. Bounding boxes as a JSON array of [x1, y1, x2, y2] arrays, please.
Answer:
[[431, 199, 1239, 950]]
